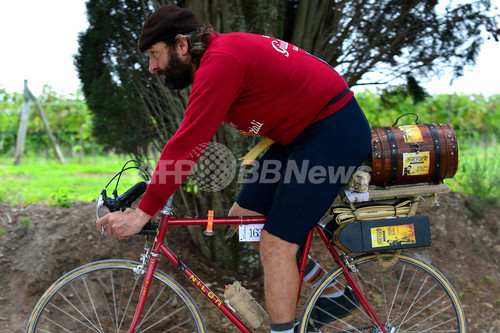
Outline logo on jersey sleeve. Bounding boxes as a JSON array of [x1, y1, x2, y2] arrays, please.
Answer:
[[272, 39, 289, 57], [263, 35, 299, 57]]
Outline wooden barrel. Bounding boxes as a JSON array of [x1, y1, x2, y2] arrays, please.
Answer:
[[370, 122, 458, 186]]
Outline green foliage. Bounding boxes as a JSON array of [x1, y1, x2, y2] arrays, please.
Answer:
[[356, 91, 500, 141], [0, 156, 139, 205], [0, 86, 101, 157], [464, 147, 500, 198], [454, 141, 500, 216], [50, 188, 75, 208], [0, 88, 23, 153], [74, 0, 153, 157], [17, 217, 33, 232], [74, 0, 500, 158], [356, 90, 500, 213]]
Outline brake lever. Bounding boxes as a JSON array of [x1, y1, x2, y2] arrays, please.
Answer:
[[96, 182, 149, 234], [96, 195, 104, 220], [96, 189, 111, 235]]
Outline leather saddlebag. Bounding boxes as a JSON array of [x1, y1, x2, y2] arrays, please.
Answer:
[[370, 114, 458, 186], [331, 215, 432, 253]]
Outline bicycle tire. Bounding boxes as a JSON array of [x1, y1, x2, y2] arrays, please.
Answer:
[[26, 259, 206, 333], [298, 252, 466, 333]]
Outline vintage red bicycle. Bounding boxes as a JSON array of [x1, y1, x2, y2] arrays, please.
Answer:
[[26, 161, 466, 332]]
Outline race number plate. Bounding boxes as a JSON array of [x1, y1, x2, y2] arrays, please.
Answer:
[[239, 224, 264, 242]]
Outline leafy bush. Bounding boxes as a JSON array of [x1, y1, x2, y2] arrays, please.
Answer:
[[460, 142, 500, 216], [356, 90, 500, 141], [0, 86, 102, 157]]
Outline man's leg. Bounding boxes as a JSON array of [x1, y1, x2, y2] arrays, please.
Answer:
[[229, 203, 297, 331], [260, 230, 299, 324], [229, 202, 343, 294], [228, 202, 263, 250]]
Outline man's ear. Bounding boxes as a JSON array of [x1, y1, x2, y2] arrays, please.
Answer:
[[175, 34, 190, 56]]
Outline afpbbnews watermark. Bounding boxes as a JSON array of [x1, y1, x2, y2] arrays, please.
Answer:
[[237, 160, 357, 185], [150, 142, 356, 192]]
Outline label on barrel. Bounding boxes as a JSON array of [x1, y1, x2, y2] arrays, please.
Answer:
[[398, 125, 423, 143], [402, 152, 430, 176]]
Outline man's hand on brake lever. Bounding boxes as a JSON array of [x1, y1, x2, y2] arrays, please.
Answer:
[[96, 208, 151, 239]]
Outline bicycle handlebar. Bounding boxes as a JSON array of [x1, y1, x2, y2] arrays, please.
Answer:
[[101, 181, 149, 213], [96, 181, 159, 235]]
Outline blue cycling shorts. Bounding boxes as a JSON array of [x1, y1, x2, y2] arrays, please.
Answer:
[[236, 97, 371, 245]]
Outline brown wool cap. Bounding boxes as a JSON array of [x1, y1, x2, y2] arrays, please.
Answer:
[[138, 4, 201, 52]]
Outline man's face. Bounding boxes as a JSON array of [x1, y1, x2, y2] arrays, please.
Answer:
[[147, 41, 192, 90]]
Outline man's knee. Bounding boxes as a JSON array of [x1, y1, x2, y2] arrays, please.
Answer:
[[260, 230, 299, 262], [228, 202, 262, 217]]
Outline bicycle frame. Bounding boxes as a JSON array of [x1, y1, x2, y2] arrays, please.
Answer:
[[128, 211, 388, 333]]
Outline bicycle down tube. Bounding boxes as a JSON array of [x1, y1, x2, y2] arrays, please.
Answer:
[[127, 211, 388, 333], [128, 212, 268, 333]]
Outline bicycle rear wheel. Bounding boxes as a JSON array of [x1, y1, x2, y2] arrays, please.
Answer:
[[298, 252, 466, 332], [26, 259, 206, 333]]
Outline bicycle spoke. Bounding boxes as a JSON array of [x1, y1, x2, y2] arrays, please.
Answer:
[[139, 305, 187, 332], [41, 316, 74, 333], [116, 270, 126, 330], [299, 253, 464, 333], [387, 262, 407, 326], [109, 269, 119, 331], [96, 272, 117, 331], [136, 285, 169, 330], [47, 302, 101, 333], [351, 268, 384, 324], [160, 317, 196, 333], [404, 302, 454, 332], [83, 276, 105, 332], [393, 277, 447, 331], [69, 279, 100, 329], [390, 263, 418, 328], [27, 260, 205, 333], [138, 295, 184, 331], [51, 290, 102, 332], [119, 275, 139, 330], [388, 270, 427, 328]]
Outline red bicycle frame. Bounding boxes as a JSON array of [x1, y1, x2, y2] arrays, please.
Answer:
[[128, 212, 388, 333]]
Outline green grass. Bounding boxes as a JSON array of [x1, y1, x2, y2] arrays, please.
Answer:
[[0, 156, 145, 205], [445, 139, 500, 198], [1, 140, 498, 207], [445, 139, 500, 215]]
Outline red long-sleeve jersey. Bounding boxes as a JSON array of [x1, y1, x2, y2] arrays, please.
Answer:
[[138, 32, 353, 216]]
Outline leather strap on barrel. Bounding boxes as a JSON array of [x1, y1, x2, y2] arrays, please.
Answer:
[[426, 123, 442, 181], [384, 127, 398, 184]]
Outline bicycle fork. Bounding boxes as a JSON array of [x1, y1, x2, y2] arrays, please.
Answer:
[[128, 211, 170, 333], [128, 253, 160, 333]]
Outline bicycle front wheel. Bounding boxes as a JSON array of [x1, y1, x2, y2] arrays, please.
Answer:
[[26, 259, 206, 332], [298, 252, 466, 332]]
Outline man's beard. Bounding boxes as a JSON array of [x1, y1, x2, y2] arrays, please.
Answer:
[[158, 48, 193, 90]]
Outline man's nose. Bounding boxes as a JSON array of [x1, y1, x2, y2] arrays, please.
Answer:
[[149, 59, 159, 74]]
